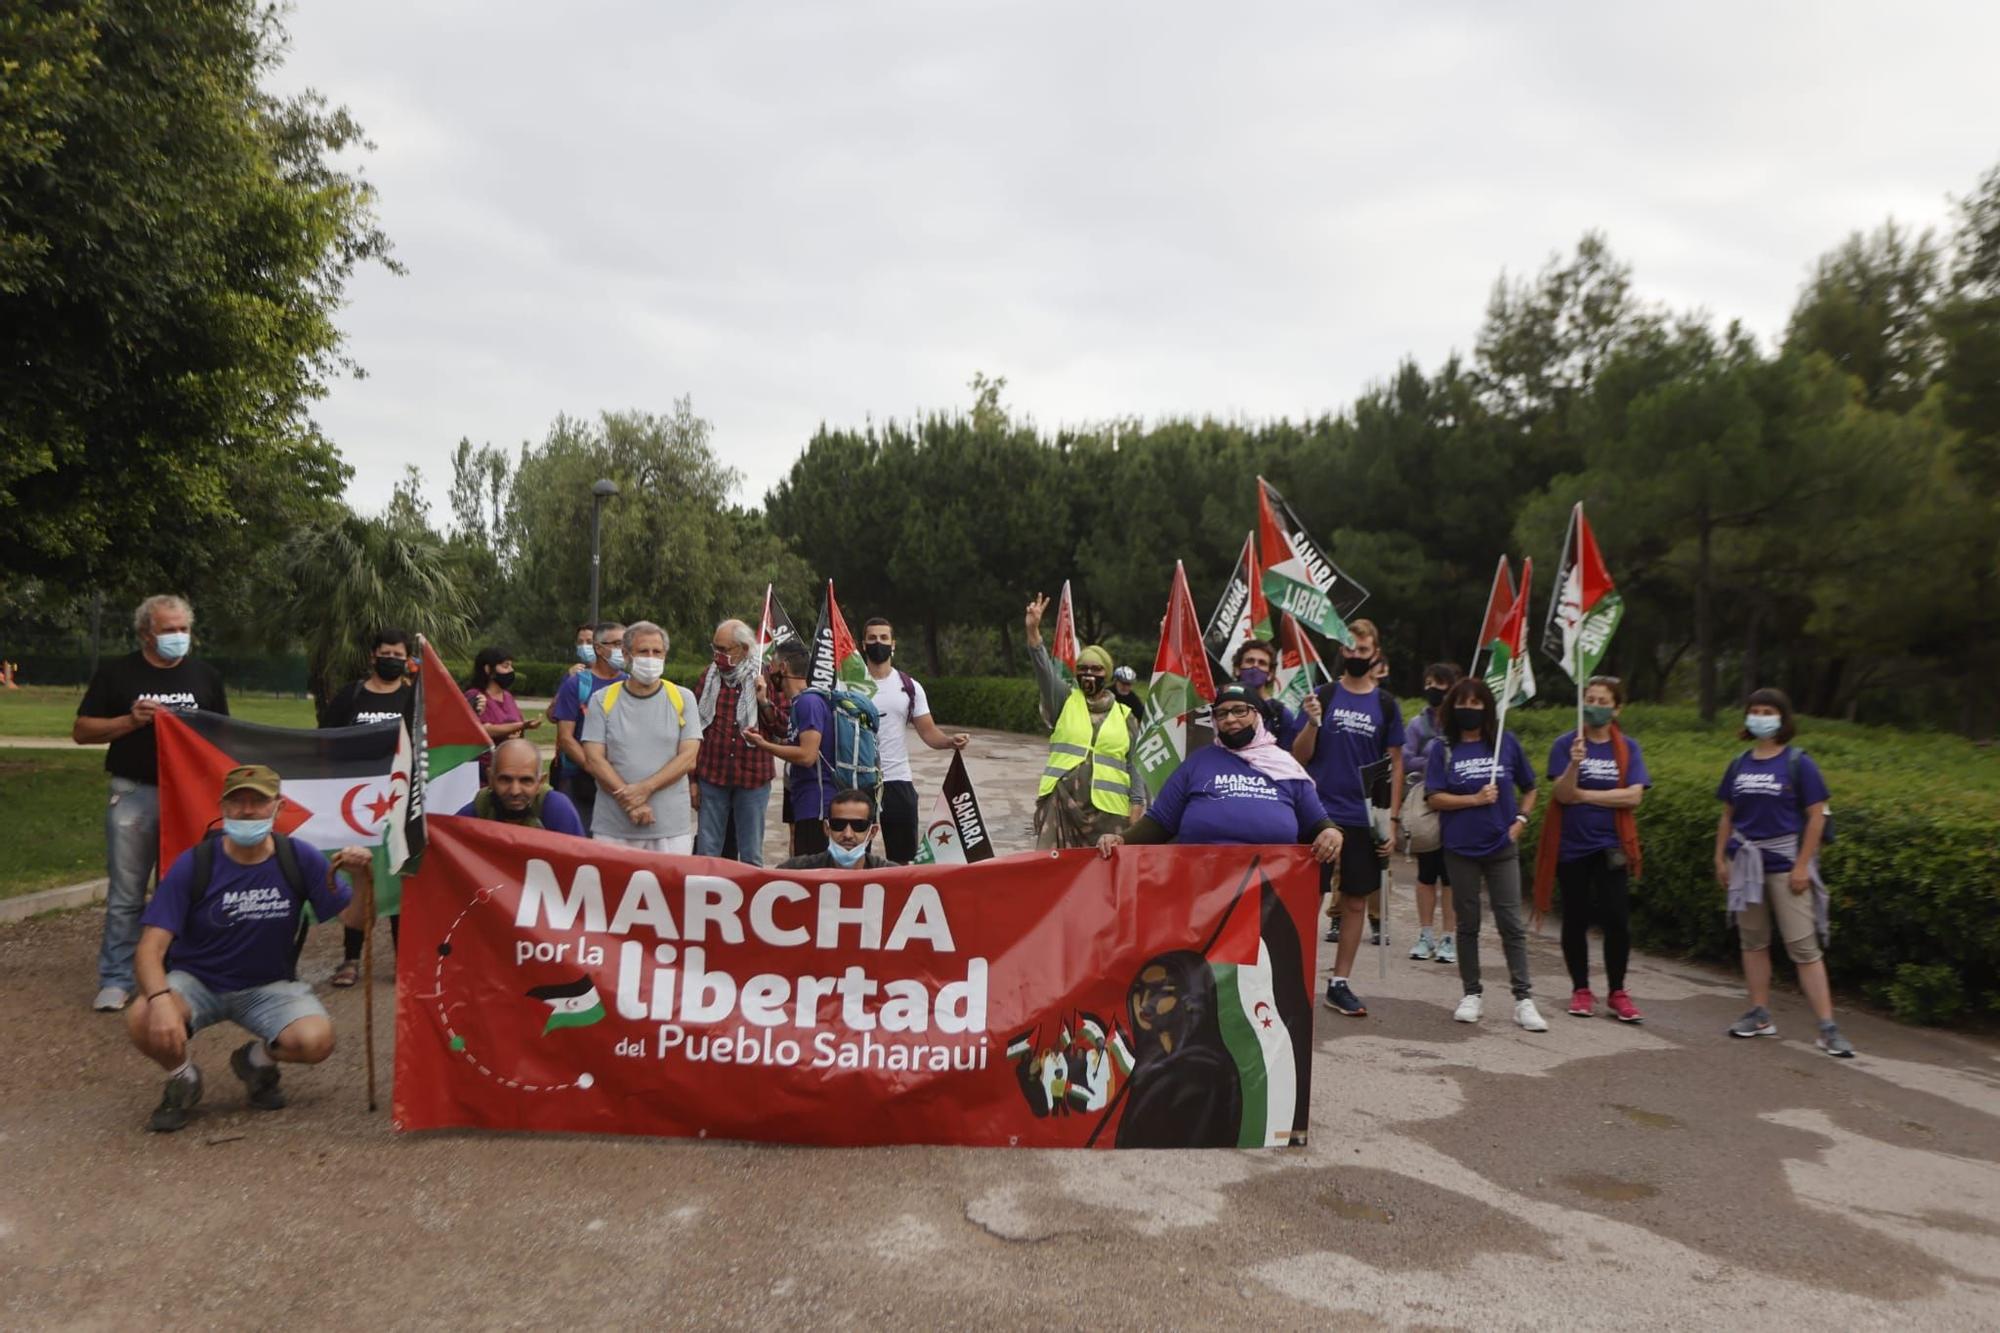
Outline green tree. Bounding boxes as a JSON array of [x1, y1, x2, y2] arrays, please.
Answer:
[[0, 0, 394, 595], [1785, 221, 1942, 410]]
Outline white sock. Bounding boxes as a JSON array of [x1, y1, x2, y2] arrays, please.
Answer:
[[168, 1058, 194, 1081], [1330, 976, 1347, 987], [247, 1040, 276, 1069]]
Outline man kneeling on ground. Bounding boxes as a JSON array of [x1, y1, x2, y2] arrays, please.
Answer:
[[126, 764, 374, 1132], [456, 737, 587, 835], [778, 788, 890, 871]]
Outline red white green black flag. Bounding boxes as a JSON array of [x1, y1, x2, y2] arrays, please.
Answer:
[[1256, 478, 1367, 649], [1542, 502, 1624, 682], [1482, 557, 1536, 709], [1133, 561, 1218, 796]]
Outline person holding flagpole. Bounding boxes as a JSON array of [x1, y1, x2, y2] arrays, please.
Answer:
[[1424, 677, 1546, 1031]]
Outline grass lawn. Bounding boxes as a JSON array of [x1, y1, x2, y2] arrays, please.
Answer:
[[0, 747, 111, 898], [0, 684, 316, 739]]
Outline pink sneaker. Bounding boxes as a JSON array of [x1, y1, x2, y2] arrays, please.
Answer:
[[1606, 990, 1643, 1024], [1567, 988, 1595, 1018]]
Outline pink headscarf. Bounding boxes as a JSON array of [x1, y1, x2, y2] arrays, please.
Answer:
[[1214, 716, 1310, 783]]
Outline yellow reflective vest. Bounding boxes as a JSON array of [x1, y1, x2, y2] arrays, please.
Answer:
[[1038, 688, 1133, 814]]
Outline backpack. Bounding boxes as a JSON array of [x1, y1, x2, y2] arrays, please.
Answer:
[[804, 685, 881, 793], [187, 832, 313, 982], [1724, 747, 1836, 845], [473, 786, 549, 828]]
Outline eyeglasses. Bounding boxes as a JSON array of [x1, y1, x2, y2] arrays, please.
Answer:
[[825, 817, 873, 833], [1213, 705, 1258, 721]]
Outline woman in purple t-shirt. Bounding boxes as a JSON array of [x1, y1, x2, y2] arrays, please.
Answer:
[[1423, 678, 1545, 1033], [1713, 688, 1852, 1058]]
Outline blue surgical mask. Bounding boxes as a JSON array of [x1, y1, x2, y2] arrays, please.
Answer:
[[608, 649, 626, 670], [223, 817, 273, 847], [154, 631, 191, 660], [828, 840, 869, 868], [1745, 713, 1782, 739], [576, 643, 596, 665]]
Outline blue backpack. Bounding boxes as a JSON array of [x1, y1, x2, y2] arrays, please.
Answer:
[[805, 685, 882, 793]]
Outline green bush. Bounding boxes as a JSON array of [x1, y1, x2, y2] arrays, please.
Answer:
[[922, 676, 1049, 735], [1502, 701, 2000, 1023]]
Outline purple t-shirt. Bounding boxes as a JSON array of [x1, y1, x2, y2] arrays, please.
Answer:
[[550, 670, 624, 774], [784, 689, 837, 822], [1547, 730, 1651, 862], [1718, 747, 1829, 872], [142, 839, 351, 992], [1147, 746, 1329, 846], [1303, 684, 1405, 826], [455, 789, 588, 837], [1425, 734, 1537, 859]]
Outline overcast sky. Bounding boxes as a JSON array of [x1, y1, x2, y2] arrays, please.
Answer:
[[268, 1, 2000, 520]]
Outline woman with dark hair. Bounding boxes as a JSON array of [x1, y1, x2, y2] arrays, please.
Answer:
[[1400, 661, 1462, 965], [1423, 677, 1545, 1031], [1715, 688, 1853, 1057], [1113, 950, 1241, 1148], [466, 646, 538, 783], [1536, 676, 1648, 1023]]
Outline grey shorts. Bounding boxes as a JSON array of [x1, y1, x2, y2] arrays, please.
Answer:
[[1735, 873, 1823, 964], [168, 972, 328, 1043]]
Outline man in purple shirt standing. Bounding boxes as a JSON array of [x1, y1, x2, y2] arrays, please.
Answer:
[[124, 765, 374, 1132]]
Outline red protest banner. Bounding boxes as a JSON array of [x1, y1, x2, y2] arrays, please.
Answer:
[[394, 816, 1319, 1149]]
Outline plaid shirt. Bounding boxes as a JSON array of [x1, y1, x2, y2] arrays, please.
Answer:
[[694, 668, 787, 789]]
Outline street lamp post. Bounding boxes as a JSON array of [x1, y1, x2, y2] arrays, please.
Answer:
[[589, 478, 619, 628]]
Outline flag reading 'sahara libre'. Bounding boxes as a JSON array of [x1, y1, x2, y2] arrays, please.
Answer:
[[809, 580, 865, 690], [1274, 613, 1329, 712], [1203, 532, 1272, 675], [1256, 478, 1367, 648], [1543, 502, 1625, 682], [1050, 580, 1080, 686], [1483, 557, 1536, 708], [913, 752, 995, 866], [1133, 561, 1218, 796]]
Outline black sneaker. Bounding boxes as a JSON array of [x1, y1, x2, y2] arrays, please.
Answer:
[[1323, 979, 1368, 1017], [230, 1041, 286, 1111], [148, 1066, 203, 1133]]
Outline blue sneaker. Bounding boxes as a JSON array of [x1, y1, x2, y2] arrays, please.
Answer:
[[1323, 979, 1368, 1018]]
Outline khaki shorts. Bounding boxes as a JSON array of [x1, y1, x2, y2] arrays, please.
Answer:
[[1736, 871, 1822, 964]]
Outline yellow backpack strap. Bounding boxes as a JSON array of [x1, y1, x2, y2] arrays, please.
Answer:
[[599, 680, 624, 715], [668, 683, 686, 726]]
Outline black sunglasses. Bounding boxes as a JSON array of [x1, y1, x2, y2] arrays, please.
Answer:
[[824, 817, 873, 834]]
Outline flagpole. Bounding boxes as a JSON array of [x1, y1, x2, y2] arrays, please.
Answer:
[[1493, 648, 1520, 788]]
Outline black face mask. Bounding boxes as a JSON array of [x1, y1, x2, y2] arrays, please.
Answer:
[[1342, 655, 1375, 678], [493, 670, 516, 690], [373, 656, 407, 682], [1423, 686, 1447, 708], [1451, 707, 1485, 735], [1219, 724, 1255, 750], [863, 642, 893, 665]]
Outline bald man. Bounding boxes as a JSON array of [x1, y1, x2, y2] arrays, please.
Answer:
[[457, 737, 588, 836]]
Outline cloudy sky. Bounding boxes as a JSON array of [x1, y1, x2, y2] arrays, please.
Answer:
[[268, 1, 2000, 519]]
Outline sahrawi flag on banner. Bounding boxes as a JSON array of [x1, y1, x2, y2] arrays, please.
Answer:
[[1205, 863, 1314, 1148], [1483, 557, 1536, 709], [1256, 478, 1368, 649], [756, 583, 802, 665], [1202, 532, 1272, 675], [809, 579, 866, 690], [1133, 560, 1219, 796], [1543, 501, 1625, 682], [913, 751, 995, 866]]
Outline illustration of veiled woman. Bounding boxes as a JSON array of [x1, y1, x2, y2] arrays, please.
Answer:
[[1113, 949, 1242, 1148]]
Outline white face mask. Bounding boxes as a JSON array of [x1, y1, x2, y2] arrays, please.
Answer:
[[629, 657, 666, 684], [1745, 713, 1782, 739]]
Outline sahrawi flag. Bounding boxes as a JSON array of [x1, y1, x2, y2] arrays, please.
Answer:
[[1543, 501, 1625, 682], [377, 637, 490, 901], [913, 751, 995, 865], [1483, 557, 1536, 709], [155, 710, 406, 887], [808, 579, 866, 689], [528, 977, 606, 1033], [1202, 532, 1272, 676], [1256, 477, 1368, 648], [1203, 864, 1314, 1148], [1274, 613, 1329, 712], [1133, 560, 1218, 795], [756, 583, 802, 664], [1049, 580, 1080, 686], [1474, 554, 1516, 670]]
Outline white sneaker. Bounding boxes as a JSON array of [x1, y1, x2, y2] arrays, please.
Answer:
[[92, 986, 130, 1012], [1409, 928, 1435, 961], [1453, 993, 1482, 1023], [1514, 998, 1548, 1032]]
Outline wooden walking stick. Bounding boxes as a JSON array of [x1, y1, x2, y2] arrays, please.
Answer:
[[363, 863, 378, 1112]]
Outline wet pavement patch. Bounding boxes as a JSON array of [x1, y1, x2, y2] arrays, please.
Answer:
[[1559, 1172, 1659, 1202], [1608, 1103, 1684, 1130]]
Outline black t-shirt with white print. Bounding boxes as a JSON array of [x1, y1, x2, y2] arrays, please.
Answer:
[[77, 652, 230, 784]]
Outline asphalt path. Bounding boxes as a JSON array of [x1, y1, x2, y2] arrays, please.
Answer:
[[3, 726, 1997, 1328]]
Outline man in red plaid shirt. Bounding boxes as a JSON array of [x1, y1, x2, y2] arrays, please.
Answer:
[[692, 618, 789, 865]]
